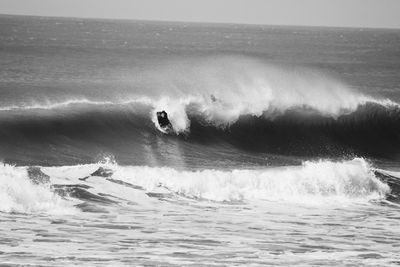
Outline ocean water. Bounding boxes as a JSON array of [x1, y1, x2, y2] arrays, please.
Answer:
[[0, 14, 400, 266]]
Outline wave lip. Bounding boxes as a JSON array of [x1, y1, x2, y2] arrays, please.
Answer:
[[113, 158, 390, 204]]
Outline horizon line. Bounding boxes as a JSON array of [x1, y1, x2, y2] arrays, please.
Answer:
[[1, 12, 399, 31]]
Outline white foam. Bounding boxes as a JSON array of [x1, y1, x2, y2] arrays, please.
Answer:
[[0, 97, 157, 112], [111, 158, 389, 204], [0, 99, 114, 111], [0, 164, 76, 214], [4, 158, 389, 212]]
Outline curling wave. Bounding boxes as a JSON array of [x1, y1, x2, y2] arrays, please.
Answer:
[[0, 57, 399, 163], [1, 56, 398, 133], [0, 100, 399, 164]]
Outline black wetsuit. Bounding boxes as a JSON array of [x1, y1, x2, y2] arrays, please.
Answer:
[[157, 111, 171, 128]]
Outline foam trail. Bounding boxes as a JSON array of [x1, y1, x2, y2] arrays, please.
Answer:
[[0, 97, 155, 112]]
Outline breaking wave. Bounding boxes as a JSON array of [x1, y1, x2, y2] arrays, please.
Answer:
[[0, 99, 398, 163], [1, 56, 398, 132], [0, 56, 399, 163], [1, 157, 396, 215]]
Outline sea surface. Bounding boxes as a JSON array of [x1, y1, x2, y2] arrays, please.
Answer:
[[0, 14, 400, 266]]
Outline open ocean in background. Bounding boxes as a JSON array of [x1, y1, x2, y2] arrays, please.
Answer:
[[0, 14, 400, 266]]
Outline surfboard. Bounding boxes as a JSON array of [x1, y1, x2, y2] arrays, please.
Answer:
[[158, 123, 174, 134]]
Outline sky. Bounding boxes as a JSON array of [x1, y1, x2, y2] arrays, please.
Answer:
[[1, 0, 400, 29]]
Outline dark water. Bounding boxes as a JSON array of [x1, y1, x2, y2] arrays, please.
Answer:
[[1, 15, 400, 266]]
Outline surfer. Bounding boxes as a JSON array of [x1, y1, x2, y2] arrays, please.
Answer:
[[156, 110, 173, 131]]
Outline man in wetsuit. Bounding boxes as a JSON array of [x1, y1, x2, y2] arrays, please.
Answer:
[[156, 111, 171, 128]]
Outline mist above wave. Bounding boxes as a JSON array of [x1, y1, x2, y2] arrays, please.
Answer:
[[141, 56, 386, 132]]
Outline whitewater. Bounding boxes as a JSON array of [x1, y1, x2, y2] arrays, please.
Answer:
[[1, 15, 400, 266]]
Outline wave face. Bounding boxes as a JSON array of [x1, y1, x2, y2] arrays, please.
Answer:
[[0, 100, 399, 165]]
